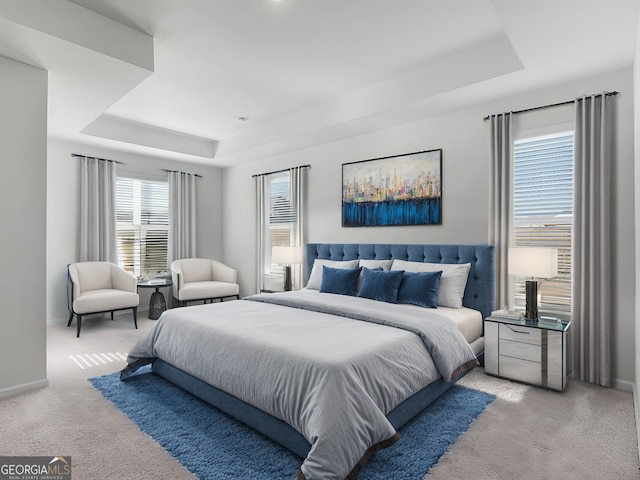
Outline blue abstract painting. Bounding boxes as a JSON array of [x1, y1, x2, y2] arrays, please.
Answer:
[[342, 149, 442, 227]]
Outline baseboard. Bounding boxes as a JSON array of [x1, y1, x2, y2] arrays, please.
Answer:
[[0, 378, 49, 399], [612, 378, 634, 392], [47, 317, 68, 326], [634, 382, 640, 465]]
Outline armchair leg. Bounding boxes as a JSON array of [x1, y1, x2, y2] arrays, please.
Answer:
[[67, 311, 73, 327], [111, 312, 114, 320], [133, 307, 138, 329], [76, 315, 82, 338]]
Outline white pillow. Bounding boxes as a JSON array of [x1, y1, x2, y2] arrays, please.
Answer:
[[391, 259, 471, 308], [305, 259, 360, 290], [359, 259, 393, 271]]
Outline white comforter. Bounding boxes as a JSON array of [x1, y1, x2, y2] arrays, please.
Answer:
[[123, 290, 478, 480]]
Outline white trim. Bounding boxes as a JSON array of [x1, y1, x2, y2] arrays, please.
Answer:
[[116, 169, 168, 183], [635, 382, 640, 464], [0, 379, 49, 399], [514, 121, 574, 142], [611, 378, 634, 392]]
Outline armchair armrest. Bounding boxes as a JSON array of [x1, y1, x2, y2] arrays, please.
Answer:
[[211, 261, 237, 284], [68, 264, 81, 301], [110, 264, 137, 292], [171, 264, 183, 298]]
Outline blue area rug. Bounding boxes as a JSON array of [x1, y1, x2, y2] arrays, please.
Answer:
[[90, 367, 494, 479]]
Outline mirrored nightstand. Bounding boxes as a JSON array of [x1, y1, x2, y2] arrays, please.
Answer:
[[484, 315, 570, 391]]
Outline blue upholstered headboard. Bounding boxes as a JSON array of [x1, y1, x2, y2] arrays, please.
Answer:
[[304, 243, 495, 319]]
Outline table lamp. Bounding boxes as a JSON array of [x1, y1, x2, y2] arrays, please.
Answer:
[[508, 247, 558, 320], [271, 246, 303, 291]]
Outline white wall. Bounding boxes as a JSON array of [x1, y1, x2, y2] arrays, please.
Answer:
[[46, 140, 225, 324], [222, 67, 636, 388], [0, 57, 48, 396], [633, 7, 640, 460]]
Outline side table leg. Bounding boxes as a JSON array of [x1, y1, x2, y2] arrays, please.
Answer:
[[149, 288, 166, 320]]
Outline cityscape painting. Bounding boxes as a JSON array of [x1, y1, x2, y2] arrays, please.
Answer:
[[342, 149, 442, 227]]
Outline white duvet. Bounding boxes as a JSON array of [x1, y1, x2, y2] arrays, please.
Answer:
[[123, 290, 478, 480]]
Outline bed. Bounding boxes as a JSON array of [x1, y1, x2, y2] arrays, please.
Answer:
[[121, 243, 495, 480]]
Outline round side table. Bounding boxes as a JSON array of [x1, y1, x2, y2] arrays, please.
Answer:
[[137, 278, 173, 320]]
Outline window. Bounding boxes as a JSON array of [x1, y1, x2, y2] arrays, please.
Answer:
[[256, 166, 306, 292], [266, 171, 298, 276], [116, 177, 169, 277], [257, 170, 301, 291], [513, 131, 574, 313]]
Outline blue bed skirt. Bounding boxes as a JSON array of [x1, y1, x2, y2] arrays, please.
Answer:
[[152, 359, 474, 459]]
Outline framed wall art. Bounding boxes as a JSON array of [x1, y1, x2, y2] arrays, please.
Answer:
[[342, 149, 442, 227]]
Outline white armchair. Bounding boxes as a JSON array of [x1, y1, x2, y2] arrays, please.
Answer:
[[67, 262, 139, 338], [170, 258, 240, 307]]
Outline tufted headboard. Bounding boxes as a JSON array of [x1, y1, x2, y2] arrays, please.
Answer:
[[304, 243, 495, 319]]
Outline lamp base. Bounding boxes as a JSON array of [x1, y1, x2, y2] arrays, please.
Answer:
[[525, 280, 538, 320], [283, 265, 292, 291]]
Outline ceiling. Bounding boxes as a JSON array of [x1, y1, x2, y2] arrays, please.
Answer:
[[1, 0, 638, 167]]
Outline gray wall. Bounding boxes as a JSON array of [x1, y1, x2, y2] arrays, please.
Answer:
[[46, 140, 224, 324], [633, 8, 640, 459], [222, 67, 636, 389], [0, 57, 48, 395]]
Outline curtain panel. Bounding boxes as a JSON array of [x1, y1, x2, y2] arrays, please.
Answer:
[[255, 174, 268, 293], [80, 157, 117, 263], [488, 113, 513, 310], [572, 93, 612, 387], [289, 166, 305, 290], [168, 171, 197, 267]]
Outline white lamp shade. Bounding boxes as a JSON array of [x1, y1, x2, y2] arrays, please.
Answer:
[[271, 246, 303, 265], [508, 247, 558, 278]]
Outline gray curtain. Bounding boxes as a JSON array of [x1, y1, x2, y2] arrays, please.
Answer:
[[572, 93, 611, 387], [168, 171, 197, 267], [255, 174, 267, 293], [488, 113, 513, 310], [289, 166, 305, 290], [80, 157, 117, 262]]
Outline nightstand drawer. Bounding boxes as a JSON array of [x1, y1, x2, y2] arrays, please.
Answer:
[[499, 356, 542, 385], [499, 339, 541, 363], [499, 323, 541, 346]]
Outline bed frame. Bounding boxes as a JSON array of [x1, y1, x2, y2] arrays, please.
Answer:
[[152, 243, 495, 459]]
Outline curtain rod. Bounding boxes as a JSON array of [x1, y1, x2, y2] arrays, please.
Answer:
[[163, 169, 202, 178], [71, 153, 124, 164], [252, 164, 311, 178], [483, 91, 619, 121]]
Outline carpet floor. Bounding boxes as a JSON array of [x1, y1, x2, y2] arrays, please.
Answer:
[[90, 367, 495, 480]]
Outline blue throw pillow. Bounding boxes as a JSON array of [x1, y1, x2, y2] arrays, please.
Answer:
[[320, 265, 361, 296], [357, 268, 405, 303], [397, 270, 443, 308]]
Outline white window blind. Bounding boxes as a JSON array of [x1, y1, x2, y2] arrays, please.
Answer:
[[513, 131, 574, 313], [116, 177, 169, 277], [264, 171, 298, 278]]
